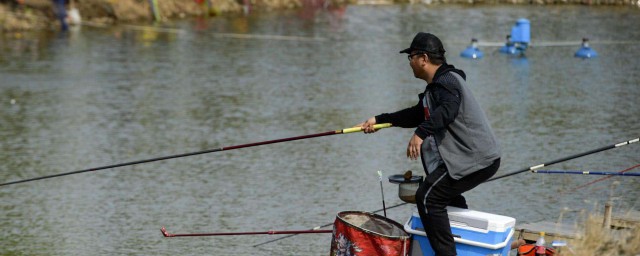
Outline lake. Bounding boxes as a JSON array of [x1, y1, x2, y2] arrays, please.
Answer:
[[1, 4, 639, 255]]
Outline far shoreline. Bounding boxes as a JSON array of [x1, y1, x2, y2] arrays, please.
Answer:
[[1, 0, 639, 32]]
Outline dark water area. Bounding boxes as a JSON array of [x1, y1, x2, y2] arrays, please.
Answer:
[[1, 4, 639, 255]]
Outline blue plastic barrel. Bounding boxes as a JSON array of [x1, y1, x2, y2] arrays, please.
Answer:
[[511, 19, 530, 44]]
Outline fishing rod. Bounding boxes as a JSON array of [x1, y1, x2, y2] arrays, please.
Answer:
[[254, 137, 639, 247], [569, 163, 640, 192], [533, 169, 640, 176], [252, 201, 408, 247], [377, 170, 387, 217], [160, 198, 405, 241], [487, 137, 639, 182], [161, 226, 332, 238], [0, 123, 392, 187]]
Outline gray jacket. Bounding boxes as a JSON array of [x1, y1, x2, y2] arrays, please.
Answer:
[[376, 65, 500, 179], [429, 71, 501, 179]]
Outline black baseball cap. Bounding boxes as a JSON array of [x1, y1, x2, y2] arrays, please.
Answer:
[[399, 32, 446, 55]]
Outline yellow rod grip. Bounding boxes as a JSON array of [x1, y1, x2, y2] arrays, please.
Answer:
[[341, 123, 392, 134]]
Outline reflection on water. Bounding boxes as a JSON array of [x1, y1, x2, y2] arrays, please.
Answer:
[[1, 5, 639, 255]]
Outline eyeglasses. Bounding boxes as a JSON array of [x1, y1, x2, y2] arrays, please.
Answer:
[[407, 52, 426, 61]]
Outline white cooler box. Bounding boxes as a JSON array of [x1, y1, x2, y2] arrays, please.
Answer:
[[404, 207, 515, 256]]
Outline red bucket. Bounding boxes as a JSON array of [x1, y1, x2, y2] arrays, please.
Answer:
[[330, 211, 410, 256]]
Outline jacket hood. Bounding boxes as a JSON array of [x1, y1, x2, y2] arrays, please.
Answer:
[[433, 64, 466, 82]]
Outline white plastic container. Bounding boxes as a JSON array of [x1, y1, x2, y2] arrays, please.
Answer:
[[404, 207, 516, 256]]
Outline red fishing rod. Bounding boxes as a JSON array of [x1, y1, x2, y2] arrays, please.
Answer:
[[569, 163, 640, 191], [0, 123, 392, 187], [161, 226, 332, 237]]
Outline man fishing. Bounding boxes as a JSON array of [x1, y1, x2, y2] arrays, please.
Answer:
[[356, 32, 501, 256]]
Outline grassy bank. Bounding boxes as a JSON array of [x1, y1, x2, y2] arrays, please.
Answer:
[[562, 214, 640, 255], [1, 0, 239, 31], [1, 0, 639, 31]]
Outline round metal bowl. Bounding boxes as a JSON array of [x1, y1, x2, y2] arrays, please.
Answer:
[[388, 173, 423, 204]]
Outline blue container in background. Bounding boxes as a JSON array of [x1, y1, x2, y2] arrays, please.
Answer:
[[460, 38, 484, 59], [511, 19, 531, 44], [575, 38, 598, 58]]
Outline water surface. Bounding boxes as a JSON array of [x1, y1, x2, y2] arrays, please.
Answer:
[[1, 4, 639, 255]]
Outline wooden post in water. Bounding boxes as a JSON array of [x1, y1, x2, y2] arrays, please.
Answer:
[[603, 202, 613, 228]]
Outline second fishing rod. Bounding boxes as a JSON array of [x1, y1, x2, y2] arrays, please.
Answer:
[[253, 136, 639, 247]]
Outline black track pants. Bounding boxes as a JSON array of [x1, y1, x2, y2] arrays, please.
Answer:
[[415, 158, 500, 256]]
